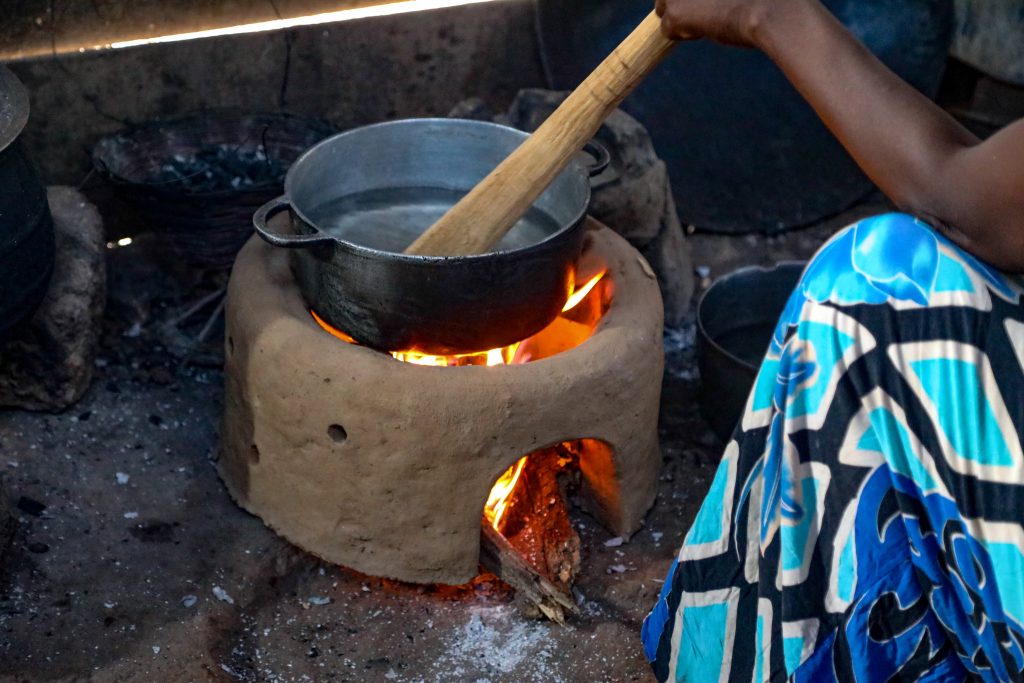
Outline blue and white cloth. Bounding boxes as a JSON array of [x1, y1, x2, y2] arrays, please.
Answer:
[[643, 213, 1024, 681]]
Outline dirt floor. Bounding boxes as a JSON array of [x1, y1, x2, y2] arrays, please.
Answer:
[[0, 199, 888, 682]]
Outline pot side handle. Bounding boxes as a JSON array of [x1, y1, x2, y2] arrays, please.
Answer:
[[253, 196, 335, 248], [582, 140, 611, 178]]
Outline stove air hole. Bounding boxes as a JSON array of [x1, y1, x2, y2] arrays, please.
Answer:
[[327, 424, 348, 444], [249, 444, 260, 463]]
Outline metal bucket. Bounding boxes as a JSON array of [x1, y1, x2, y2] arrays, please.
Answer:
[[697, 263, 805, 442]]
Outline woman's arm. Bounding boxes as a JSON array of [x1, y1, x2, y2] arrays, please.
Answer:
[[657, 0, 1024, 271]]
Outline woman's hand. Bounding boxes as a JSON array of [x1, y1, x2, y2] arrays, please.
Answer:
[[654, 0, 764, 46], [654, 0, 806, 47]]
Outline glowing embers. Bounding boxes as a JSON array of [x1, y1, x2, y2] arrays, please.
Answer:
[[480, 440, 613, 623], [392, 344, 518, 368]]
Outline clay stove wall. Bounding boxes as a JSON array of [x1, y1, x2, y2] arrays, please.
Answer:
[[219, 223, 664, 584]]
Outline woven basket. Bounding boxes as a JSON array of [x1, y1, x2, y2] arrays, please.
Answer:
[[93, 110, 336, 270]]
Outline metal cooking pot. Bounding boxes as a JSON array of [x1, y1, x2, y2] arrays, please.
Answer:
[[0, 66, 54, 341], [253, 118, 607, 354]]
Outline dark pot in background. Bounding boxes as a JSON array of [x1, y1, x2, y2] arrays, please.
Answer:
[[697, 263, 805, 442], [537, 0, 953, 233], [0, 66, 54, 341], [951, 0, 1024, 86]]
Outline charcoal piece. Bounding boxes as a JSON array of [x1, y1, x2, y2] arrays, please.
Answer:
[[16, 496, 45, 516]]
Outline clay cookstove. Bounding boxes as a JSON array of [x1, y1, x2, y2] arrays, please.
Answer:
[[218, 217, 664, 585]]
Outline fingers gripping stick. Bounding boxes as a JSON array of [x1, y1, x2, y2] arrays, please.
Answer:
[[404, 12, 676, 257]]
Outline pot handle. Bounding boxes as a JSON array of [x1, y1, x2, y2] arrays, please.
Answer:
[[253, 195, 335, 248], [582, 140, 611, 178]]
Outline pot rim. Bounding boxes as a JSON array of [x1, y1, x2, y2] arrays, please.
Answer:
[[281, 117, 593, 265], [0, 67, 29, 156]]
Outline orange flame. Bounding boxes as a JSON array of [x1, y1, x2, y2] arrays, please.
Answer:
[[381, 270, 606, 369], [310, 269, 607, 531], [484, 456, 527, 531], [310, 310, 357, 343], [562, 272, 605, 313], [392, 343, 519, 367]]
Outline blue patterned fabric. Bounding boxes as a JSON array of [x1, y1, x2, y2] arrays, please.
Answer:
[[642, 213, 1024, 682]]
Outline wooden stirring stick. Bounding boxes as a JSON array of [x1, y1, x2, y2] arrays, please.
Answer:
[[404, 12, 676, 257]]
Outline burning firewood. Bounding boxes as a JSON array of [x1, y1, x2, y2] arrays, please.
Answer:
[[479, 444, 583, 623], [480, 524, 578, 624], [498, 447, 582, 588]]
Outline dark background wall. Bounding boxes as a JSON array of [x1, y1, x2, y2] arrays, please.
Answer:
[[4, 0, 546, 184]]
